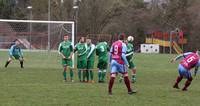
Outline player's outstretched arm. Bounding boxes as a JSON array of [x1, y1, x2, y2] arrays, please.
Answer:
[[171, 54, 184, 63], [171, 52, 194, 63]]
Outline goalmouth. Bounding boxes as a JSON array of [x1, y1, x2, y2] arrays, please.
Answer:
[[0, 19, 75, 51], [0, 19, 75, 67]]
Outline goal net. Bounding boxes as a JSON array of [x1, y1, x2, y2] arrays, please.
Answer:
[[0, 19, 75, 51]]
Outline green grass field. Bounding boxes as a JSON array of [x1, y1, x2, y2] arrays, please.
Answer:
[[0, 51, 200, 106]]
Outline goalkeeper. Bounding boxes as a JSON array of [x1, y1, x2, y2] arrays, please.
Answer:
[[5, 39, 24, 68]]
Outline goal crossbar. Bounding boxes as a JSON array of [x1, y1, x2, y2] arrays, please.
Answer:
[[0, 19, 74, 24]]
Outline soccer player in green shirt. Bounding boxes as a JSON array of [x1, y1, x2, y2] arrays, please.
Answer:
[[74, 37, 88, 82], [120, 36, 137, 83], [5, 39, 24, 68], [96, 41, 109, 83], [86, 38, 96, 83], [58, 35, 74, 82]]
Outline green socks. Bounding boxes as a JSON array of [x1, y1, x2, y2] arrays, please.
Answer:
[[78, 70, 82, 81], [132, 74, 136, 83], [98, 70, 106, 82], [70, 70, 74, 79], [98, 71, 102, 82], [102, 71, 106, 82], [63, 71, 67, 80], [86, 70, 89, 81], [89, 70, 94, 80], [63, 67, 74, 81], [83, 70, 86, 81]]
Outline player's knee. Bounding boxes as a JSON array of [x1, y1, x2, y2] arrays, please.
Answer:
[[188, 77, 193, 81], [111, 73, 116, 77], [124, 73, 129, 77], [132, 68, 136, 71], [63, 66, 67, 70], [179, 75, 183, 79], [8, 58, 12, 61]]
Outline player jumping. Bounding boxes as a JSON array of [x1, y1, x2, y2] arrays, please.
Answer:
[[171, 51, 200, 91], [119, 36, 137, 83], [58, 35, 74, 82], [108, 34, 137, 95], [5, 39, 24, 68]]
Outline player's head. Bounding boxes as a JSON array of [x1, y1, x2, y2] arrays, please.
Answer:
[[79, 37, 85, 43], [86, 38, 91, 44], [127, 36, 134, 43], [118, 33, 125, 41], [63, 34, 69, 41], [14, 39, 20, 45], [124, 40, 128, 45]]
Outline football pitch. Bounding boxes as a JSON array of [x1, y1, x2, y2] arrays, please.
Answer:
[[0, 51, 200, 106]]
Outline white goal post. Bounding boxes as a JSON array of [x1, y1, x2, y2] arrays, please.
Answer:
[[0, 19, 75, 51], [0, 19, 75, 68]]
